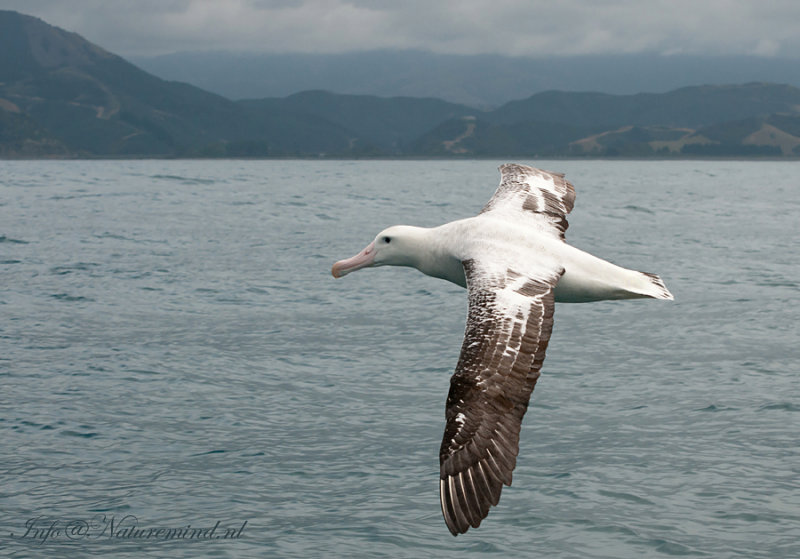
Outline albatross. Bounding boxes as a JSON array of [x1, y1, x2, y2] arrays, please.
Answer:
[[331, 163, 673, 536]]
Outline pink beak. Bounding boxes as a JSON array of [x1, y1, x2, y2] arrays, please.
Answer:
[[332, 241, 376, 278]]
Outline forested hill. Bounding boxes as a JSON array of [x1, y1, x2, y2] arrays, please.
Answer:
[[3, 10, 800, 158]]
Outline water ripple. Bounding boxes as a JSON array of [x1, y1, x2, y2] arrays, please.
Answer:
[[1, 160, 798, 559]]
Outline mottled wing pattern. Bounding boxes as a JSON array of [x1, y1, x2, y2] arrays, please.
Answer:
[[481, 163, 576, 240], [439, 259, 563, 535]]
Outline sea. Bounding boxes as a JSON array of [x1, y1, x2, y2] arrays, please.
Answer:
[[1, 159, 798, 558]]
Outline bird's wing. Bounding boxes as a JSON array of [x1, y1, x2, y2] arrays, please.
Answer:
[[439, 258, 563, 535], [480, 163, 576, 240]]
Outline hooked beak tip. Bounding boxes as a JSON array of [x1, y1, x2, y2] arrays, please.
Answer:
[[331, 241, 375, 279]]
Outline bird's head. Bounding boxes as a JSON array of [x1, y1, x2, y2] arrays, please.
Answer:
[[331, 225, 423, 278]]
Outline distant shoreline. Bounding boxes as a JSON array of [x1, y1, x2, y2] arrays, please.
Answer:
[[3, 155, 800, 162]]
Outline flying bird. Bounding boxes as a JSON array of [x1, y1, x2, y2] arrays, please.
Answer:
[[331, 164, 673, 535]]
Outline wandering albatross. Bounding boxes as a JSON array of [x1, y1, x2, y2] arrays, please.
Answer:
[[331, 163, 673, 536]]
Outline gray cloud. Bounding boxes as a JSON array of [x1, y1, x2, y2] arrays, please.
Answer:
[[4, 0, 800, 57]]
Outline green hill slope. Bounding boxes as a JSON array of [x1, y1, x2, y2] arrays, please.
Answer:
[[489, 83, 800, 128], [3, 10, 800, 158], [0, 10, 361, 156], [239, 90, 475, 153]]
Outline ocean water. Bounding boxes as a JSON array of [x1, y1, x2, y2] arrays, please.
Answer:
[[0, 159, 797, 558]]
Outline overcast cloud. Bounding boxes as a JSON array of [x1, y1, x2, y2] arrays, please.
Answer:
[[3, 0, 800, 58]]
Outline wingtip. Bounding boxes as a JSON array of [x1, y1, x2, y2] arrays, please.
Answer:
[[440, 478, 464, 536]]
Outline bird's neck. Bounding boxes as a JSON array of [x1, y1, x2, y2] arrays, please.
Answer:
[[410, 226, 467, 288]]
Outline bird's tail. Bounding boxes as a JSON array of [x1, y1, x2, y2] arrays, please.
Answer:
[[635, 272, 674, 300]]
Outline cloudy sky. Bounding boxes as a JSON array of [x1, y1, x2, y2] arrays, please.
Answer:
[[4, 0, 800, 58]]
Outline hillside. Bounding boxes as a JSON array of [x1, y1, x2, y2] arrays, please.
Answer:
[[415, 110, 800, 157], [3, 10, 800, 158], [0, 11, 246, 155], [406, 83, 800, 157], [239, 91, 474, 153], [0, 10, 364, 156], [489, 83, 800, 128]]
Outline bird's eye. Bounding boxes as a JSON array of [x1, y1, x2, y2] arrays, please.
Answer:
[[383, 237, 391, 244]]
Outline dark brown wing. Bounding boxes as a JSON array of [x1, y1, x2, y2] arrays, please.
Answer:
[[439, 259, 563, 535], [480, 163, 576, 240]]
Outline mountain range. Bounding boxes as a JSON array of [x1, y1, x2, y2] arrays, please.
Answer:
[[3, 9, 800, 158], [131, 50, 800, 108]]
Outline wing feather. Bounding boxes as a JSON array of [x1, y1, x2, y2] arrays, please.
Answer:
[[481, 163, 576, 240], [439, 259, 562, 535]]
